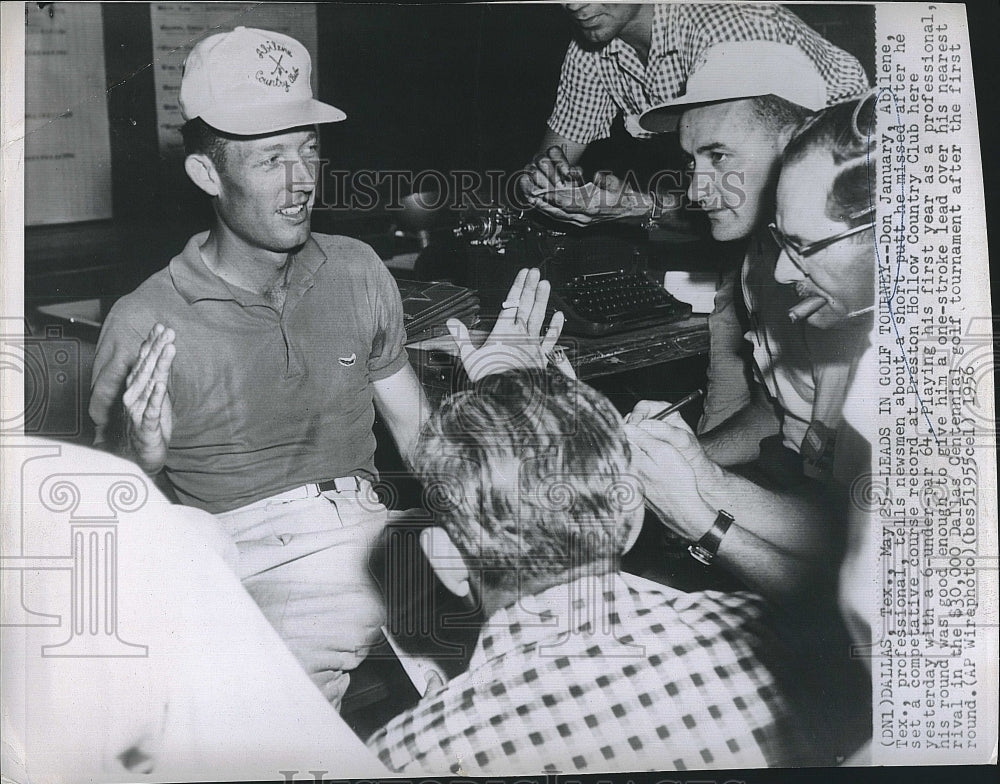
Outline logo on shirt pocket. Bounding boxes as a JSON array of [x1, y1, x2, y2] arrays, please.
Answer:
[[338, 352, 357, 367]]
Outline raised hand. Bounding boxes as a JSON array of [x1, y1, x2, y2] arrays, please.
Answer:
[[447, 268, 574, 382], [122, 323, 176, 474]]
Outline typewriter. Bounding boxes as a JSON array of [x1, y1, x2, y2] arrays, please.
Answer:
[[448, 207, 693, 337], [548, 268, 691, 336]]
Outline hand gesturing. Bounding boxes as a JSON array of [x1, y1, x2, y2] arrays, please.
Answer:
[[447, 268, 574, 381], [122, 323, 176, 473]]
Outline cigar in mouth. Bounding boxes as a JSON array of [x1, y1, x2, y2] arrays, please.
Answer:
[[788, 295, 827, 322]]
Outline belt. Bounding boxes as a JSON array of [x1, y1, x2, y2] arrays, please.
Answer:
[[263, 476, 367, 502], [317, 476, 365, 493]]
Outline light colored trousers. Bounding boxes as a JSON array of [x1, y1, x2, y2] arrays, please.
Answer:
[[216, 482, 388, 709]]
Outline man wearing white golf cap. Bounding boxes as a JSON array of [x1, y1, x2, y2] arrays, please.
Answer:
[[620, 42, 869, 607], [520, 3, 869, 224], [89, 27, 563, 709], [637, 41, 865, 473], [88, 27, 414, 709]]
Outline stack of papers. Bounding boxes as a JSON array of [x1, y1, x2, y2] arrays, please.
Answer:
[[396, 279, 480, 343]]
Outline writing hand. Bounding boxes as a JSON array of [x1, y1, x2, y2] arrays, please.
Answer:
[[530, 171, 652, 227], [518, 144, 585, 200], [624, 414, 718, 541]]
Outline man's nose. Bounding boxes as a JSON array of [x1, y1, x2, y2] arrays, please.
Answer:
[[287, 155, 317, 193], [563, 4, 588, 15], [774, 249, 806, 284], [686, 166, 718, 207]]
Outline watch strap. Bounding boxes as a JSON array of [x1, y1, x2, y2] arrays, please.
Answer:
[[688, 509, 735, 566]]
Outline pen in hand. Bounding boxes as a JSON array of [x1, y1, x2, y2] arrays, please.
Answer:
[[651, 389, 704, 421]]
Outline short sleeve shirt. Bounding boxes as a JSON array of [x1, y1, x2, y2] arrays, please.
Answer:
[[549, 3, 872, 144], [89, 233, 409, 513], [367, 573, 812, 774]]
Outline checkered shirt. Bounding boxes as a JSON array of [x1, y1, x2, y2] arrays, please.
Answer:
[[366, 572, 801, 775], [549, 3, 872, 143]]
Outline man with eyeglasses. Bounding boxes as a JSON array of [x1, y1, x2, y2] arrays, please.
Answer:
[[770, 207, 876, 328], [634, 43, 872, 480], [627, 93, 878, 760], [615, 45, 874, 612]]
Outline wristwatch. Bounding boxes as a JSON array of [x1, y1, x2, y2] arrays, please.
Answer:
[[688, 509, 735, 566]]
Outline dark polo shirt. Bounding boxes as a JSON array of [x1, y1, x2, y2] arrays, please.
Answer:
[[90, 232, 409, 513]]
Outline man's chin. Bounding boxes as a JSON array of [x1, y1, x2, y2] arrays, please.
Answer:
[[261, 229, 311, 255], [281, 222, 312, 248], [577, 28, 615, 47], [706, 218, 743, 242]]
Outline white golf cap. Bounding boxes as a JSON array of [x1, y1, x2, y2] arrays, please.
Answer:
[[638, 42, 828, 133], [179, 26, 346, 135]]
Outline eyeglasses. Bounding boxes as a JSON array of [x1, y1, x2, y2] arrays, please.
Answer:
[[768, 205, 875, 260]]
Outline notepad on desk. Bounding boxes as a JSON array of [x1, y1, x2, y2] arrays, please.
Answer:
[[395, 279, 481, 343], [36, 299, 104, 329], [662, 270, 719, 314]]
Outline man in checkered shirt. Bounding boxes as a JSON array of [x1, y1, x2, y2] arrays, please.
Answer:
[[366, 368, 821, 774], [520, 3, 869, 225]]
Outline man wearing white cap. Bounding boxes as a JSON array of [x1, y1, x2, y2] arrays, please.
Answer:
[[89, 27, 563, 708], [520, 3, 869, 223], [620, 43, 867, 607], [637, 41, 868, 473]]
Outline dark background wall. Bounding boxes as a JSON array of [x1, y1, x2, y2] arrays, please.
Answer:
[[100, 2, 875, 227]]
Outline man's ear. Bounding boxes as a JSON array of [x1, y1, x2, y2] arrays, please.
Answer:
[[184, 153, 221, 197], [419, 526, 470, 598], [621, 504, 645, 555], [620, 475, 646, 555]]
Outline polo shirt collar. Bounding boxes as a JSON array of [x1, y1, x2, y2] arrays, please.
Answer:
[[169, 231, 329, 306]]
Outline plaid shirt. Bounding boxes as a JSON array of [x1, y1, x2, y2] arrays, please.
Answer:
[[549, 3, 871, 143], [367, 572, 803, 775]]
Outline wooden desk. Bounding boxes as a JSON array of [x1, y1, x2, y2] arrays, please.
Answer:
[[406, 314, 710, 406]]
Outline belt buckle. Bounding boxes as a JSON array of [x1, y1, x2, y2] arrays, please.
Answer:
[[320, 476, 362, 494], [336, 476, 361, 493]]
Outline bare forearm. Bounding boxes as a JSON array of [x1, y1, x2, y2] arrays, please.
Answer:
[[671, 486, 838, 609], [374, 367, 431, 469], [698, 460, 840, 562], [661, 490, 837, 608], [716, 517, 838, 608], [700, 391, 781, 466], [380, 399, 427, 469]]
